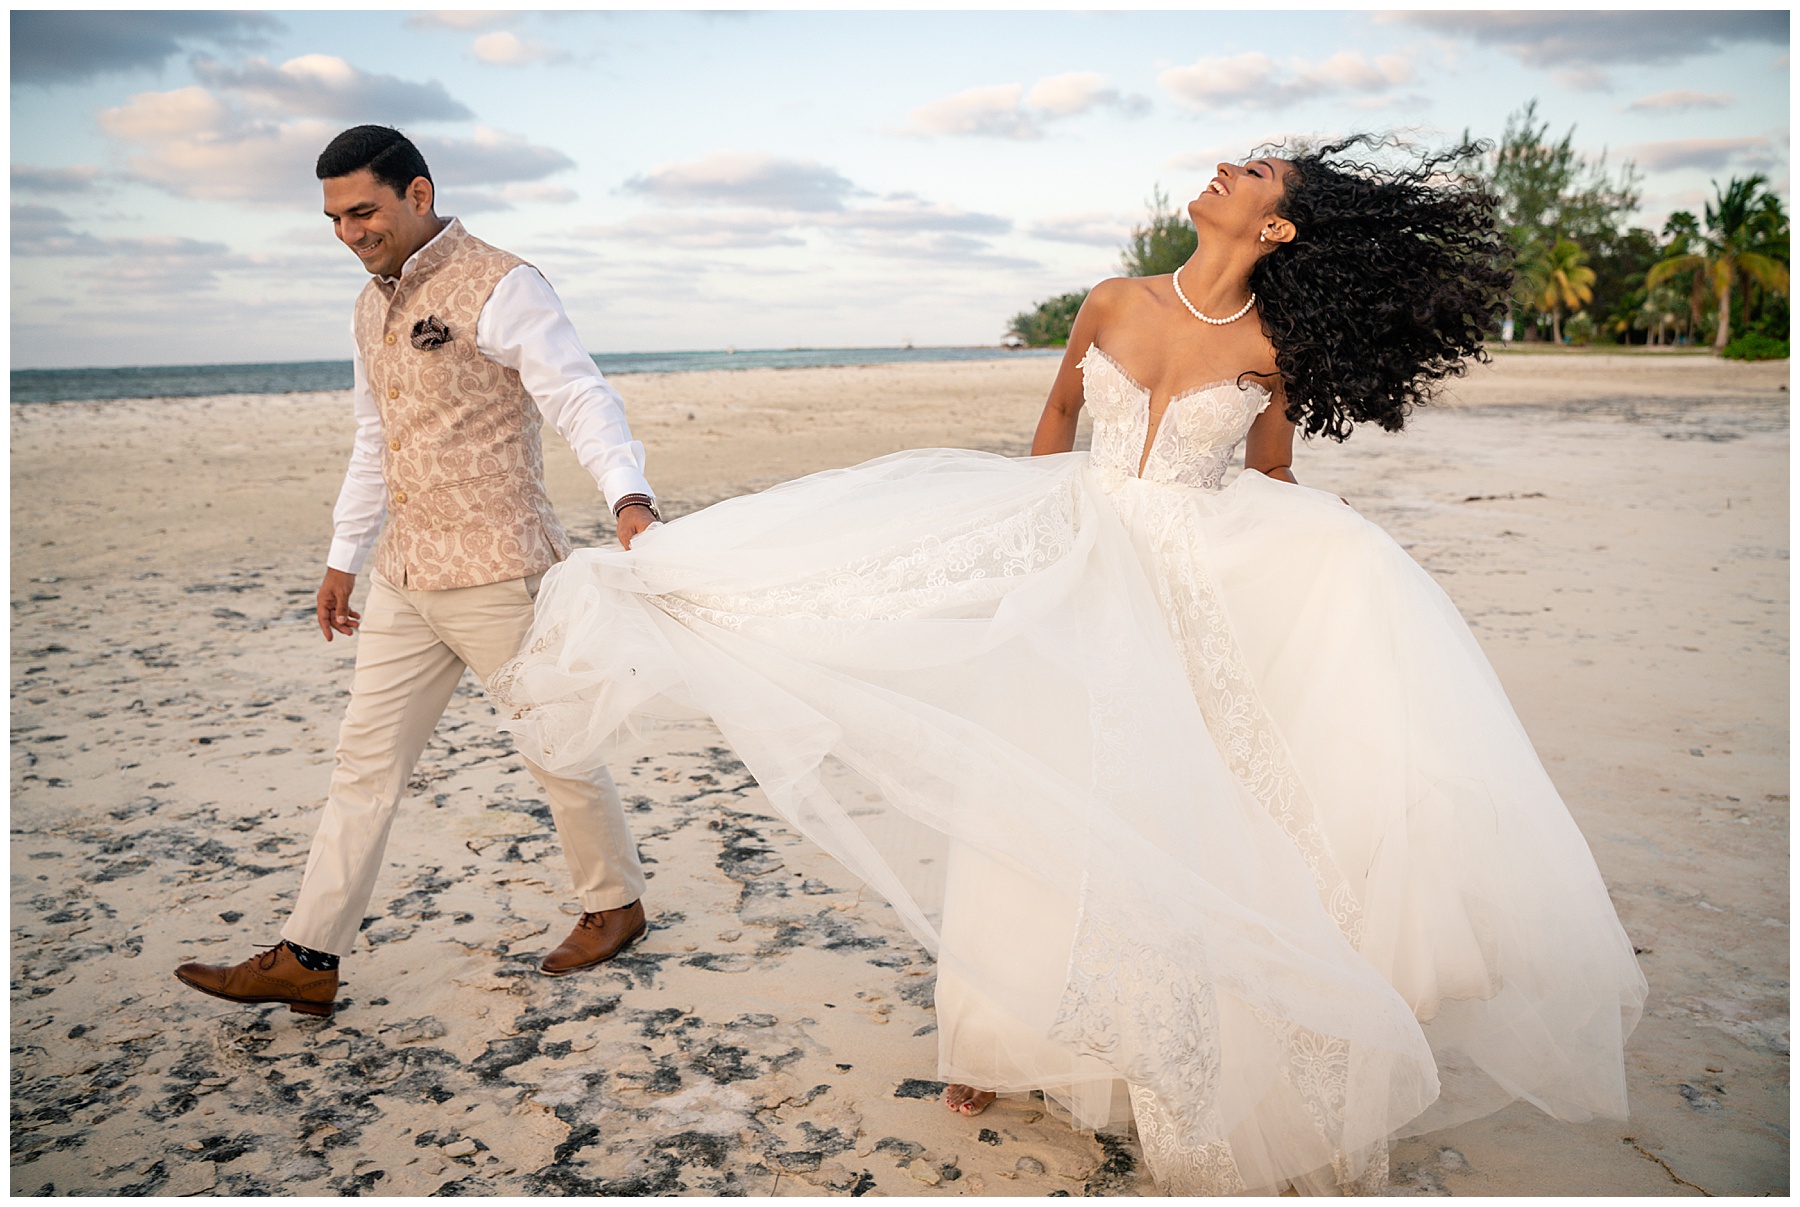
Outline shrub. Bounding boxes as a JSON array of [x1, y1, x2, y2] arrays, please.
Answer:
[[1121, 187, 1197, 278], [1751, 294, 1790, 342], [1564, 311, 1596, 345], [1007, 289, 1089, 347], [1720, 333, 1789, 360]]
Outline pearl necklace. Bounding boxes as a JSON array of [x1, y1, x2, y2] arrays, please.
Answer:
[[1171, 269, 1256, 326]]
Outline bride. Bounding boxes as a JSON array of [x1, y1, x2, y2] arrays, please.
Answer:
[[491, 136, 1646, 1194]]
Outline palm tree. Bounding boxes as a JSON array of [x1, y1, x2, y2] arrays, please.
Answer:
[[1643, 280, 1689, 346], [1658, 212, 1708, 343], [1742, 191, 1791, 333], [1626, 279, 1688, 346], [1647, 175, 1790, 349], [1528, 237, 1596, 343]]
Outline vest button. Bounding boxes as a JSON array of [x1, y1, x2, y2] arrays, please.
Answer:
[[385, 333, 396, 345], [389, 438, 401, 451], [394, 490, 408, 504], [387, 386, 399, 399]]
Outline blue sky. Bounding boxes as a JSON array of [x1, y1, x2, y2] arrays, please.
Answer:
[[10, 8, 1790, 369]]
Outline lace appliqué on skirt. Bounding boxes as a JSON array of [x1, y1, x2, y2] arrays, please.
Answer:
[[1129, 1082, 1247, 1194], [1102, 481, 1389, 1193], [490, 478, 1083, 718], [661, 479, 1082, 628]]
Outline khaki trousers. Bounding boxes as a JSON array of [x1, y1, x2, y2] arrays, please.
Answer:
[[282, 569, 645, 956]]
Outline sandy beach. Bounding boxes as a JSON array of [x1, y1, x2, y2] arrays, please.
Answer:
[[11, 350, 1788, 1196]]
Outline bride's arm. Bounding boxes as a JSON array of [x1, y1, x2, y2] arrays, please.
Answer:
[[1243, 378, 1298, 483], [1030, 282, 1115, 456]]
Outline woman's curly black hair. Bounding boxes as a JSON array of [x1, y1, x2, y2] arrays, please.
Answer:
[[1249, 134, 1514, 441]]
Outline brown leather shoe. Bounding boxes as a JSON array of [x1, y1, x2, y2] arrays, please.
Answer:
[[174, 942, 338, 1017], [540, 900, 647, 975]]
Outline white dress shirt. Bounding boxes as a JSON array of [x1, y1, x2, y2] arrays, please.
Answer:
[[327, 224, 654, 575]]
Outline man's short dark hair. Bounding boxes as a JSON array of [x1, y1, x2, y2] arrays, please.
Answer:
[[316, 125, 433, 199]]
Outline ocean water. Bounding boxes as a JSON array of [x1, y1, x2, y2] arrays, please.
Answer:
[[10, 346, 1059, 405]]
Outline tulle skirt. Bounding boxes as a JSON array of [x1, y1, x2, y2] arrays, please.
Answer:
[[491, 448, 1645, 1194]]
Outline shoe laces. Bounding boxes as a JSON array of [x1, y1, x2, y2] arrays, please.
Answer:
[[253, 942, 286, 970]]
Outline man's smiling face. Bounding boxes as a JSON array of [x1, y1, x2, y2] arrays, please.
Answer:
[[322, 168, 438, 279]]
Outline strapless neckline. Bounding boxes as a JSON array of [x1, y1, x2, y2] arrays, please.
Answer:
[[1085, 345, 1270, 411], [1080, 345, 1272, 488]]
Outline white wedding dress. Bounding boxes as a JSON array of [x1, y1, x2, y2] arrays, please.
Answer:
[[492, 347, 1646, 1194]]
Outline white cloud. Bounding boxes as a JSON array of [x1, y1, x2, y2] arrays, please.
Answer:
[[449, 180, 580, 214], [1628, 135, 1773, 172], [901, 72, 1144, 140], [575, 211, 806, 250], [502, 181, 578, 205], [450, 193, 512, 216], [836, 229, 1037, 268], [191, 54, 473, 122], [1556, 66, 1614, 93], [407, 10, 512, 30], [582, 194, 1011, 251], [585, 154, 1016, 264], [1389, 11, 1787, 68], [1027, 211, 1130, 247], [91, 58, 514, 206], [1028, 72, 1114, 117], [98, 88, 338, 204], [76, 249, 234, 294], [420, 125, 575, 185], [471, 31, 566, 67], [13, 203, 237, 294], [98, 86, 229, 141], [903, 84, 1037, 140], [1627, 90, 1734, 112], [1160, 51, 1413, 112], [625, 152, 854, 211], [97, 81, 572, 207], [1160, 54, 1275, 110], [816, 194, 1009, 236]]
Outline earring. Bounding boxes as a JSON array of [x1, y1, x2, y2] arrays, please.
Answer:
[[1259, 232, 1267, 243]]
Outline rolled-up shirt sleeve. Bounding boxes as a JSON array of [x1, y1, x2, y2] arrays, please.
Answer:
[[477, 266, 654, 510], [326, 332, 389, 574]]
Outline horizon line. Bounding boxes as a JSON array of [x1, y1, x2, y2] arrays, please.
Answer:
[[10, 342, 1040, 376]]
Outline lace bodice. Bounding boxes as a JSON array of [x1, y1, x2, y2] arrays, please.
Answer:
[[1081, 346, 1272, 491]]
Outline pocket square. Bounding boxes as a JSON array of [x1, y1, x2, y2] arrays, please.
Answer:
[[410, 315, 451, 350]]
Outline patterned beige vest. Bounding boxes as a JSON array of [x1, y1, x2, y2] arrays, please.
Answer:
[[353, 219, 572, 591]]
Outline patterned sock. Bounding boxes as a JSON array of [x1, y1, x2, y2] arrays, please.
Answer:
[[284, 941, 340, 972]]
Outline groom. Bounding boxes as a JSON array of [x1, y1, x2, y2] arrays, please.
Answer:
[[175, 125, 659, 1017]]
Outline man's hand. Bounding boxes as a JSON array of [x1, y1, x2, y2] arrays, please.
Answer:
[[616, 503, 658, 550], [317, 567, 360, 641]]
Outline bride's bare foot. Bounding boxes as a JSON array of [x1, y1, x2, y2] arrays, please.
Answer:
[[944, 1084, 997, 1116]]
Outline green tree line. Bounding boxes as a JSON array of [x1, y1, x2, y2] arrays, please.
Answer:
[[1008, 100, 1789, 360]]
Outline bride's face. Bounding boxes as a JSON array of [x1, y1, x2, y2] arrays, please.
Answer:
[[1188, 158, 1294, 246]]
